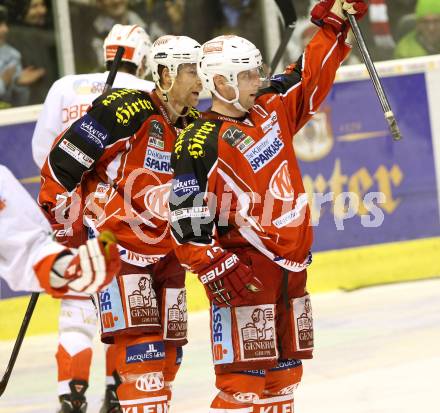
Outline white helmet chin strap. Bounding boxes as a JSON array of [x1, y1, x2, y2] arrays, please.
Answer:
[[157, 77, 190, 118], [212, 83, 248, 114], [156, 77, 176, 102]]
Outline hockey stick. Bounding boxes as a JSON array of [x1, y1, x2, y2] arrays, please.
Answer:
[[0, 292, 39, 397], [103, 46, 125, 94], [346, 14, 402, 141], [269, 0, 297, 76], [0, 47, 126, 400]]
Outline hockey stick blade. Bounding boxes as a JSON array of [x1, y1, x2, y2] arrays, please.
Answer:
[[0, 292, 39, 397], [346, 14, 402, 141]]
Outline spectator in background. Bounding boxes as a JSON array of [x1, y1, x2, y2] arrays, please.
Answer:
[[7, 0, 57, 104], [90, 0, 146, 70], [394, 0, 440, 58], [0, 5, 45, 108]]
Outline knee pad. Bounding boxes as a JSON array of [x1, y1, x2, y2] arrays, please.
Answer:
[[264, 359, 303, 396], [114, 334, 169, 412], [211, 370, 266, 410], [254, 359, 303, 413]]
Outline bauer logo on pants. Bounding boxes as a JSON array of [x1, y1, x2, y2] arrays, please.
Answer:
[[235, 305, 278, 361], [291, 294, 314, 351], [121, 274, 160, 328]]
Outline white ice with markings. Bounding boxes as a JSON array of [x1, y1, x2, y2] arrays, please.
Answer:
[[0, 279, 439, 413]]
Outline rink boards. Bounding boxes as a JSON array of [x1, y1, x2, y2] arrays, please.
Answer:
[[1, 56, 440, 305]]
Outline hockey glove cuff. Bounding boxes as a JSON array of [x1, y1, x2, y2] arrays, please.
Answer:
[[196, 252, 263, 307]]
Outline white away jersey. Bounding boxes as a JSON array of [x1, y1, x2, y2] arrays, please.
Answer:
[[32, 71, 154, 168], [0, 165, 65, 291]]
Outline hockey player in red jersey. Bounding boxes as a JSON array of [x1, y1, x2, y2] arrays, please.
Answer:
[[169, 1, 368, 411], [38, 35, 202, 413], [32, 24, 154, 413]]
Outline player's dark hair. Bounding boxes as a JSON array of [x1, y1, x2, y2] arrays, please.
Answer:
[[105, 60, 137, 76]]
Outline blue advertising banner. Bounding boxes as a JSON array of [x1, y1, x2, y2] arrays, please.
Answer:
[[296, 73, 440, 251], [0, 121, 39, 299]]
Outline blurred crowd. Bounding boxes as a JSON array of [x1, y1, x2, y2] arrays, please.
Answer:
[[1, 0, 440, 109]]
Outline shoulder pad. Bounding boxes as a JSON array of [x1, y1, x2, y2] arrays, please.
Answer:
[[93, 88, 157, 127], [174, 119, 221, 160]]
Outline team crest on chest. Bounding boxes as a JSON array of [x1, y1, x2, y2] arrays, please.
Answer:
[[269, 160, 295, 201]]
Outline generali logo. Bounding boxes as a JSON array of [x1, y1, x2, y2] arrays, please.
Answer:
[[269, 160, 295, 201]]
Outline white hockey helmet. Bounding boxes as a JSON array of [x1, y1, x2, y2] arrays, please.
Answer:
[[198, 35, 264, 92], [149, 35, 201, 84], [103, 24, 152, 68]]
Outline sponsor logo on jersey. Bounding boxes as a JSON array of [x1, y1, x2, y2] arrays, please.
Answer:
[[126, 341, 165, 363], [261, 111, 278, 134], [212, 305, 234, 365], [114, 97, 154, 126], [236, 136, 255, 153], [244, 132, 284, 172], [269, 160, 295, 201], [188, 121, 216, 159], [172, 174, 200, 199], [148, 120, 165, 149], [135, 372, 164, 392], [143, 148, 172, 174], [174, 123, 195, 159], [222, 126, 246, 146], [0, 197, 5, 212], [101, 88, 142, 106], [75, 114, 109, 148], [73, 78, 104, 95], [236, 305, 277, 360], [170, 206, 210, 222], [221, 126, 255, 154], [143, 183, 171, 220], [272, 193, 308, 229], [118, 247, 162, 267]]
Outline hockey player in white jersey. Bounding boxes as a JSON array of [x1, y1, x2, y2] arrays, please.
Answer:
[[0, 164, 120, 299], [31, 24, 154, 413]]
